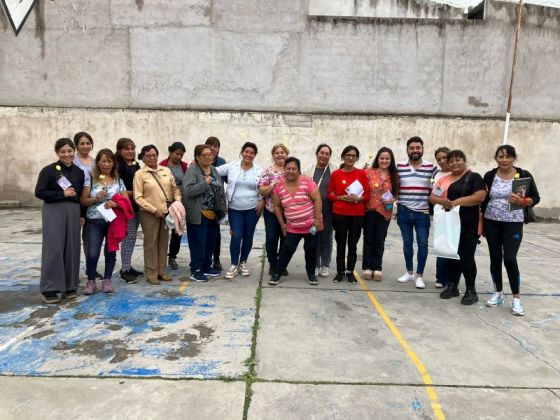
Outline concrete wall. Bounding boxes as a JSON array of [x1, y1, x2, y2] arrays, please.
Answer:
[[1, 106, 558, 217], [1, 1, 560, 119]]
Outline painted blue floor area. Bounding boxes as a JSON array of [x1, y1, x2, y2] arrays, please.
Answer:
[[0, 282, 255, 379]]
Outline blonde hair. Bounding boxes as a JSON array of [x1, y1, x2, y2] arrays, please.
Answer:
[[271, 143, 289, 156]]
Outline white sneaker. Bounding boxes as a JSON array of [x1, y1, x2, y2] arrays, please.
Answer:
[[225, 264, 238, 279], [319, 266, 330, 278], [363, 269, 373, 280], [415, 276, 426, 289], [238, 262, 250, 277], [512, 297, 525, 316], [435, 281, 444, 288], [485, 292, 504, 307], [398, 273, 415, 283]]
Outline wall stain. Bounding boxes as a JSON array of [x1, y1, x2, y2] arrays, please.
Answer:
[[54, 339, 140, 363], [29, 306, 60, 320], [193, 323, 214, 339], [0, 5, 8, 29], [111, 348, 141, 363], [135, 0, 144, 12], [468, 96, 489, 107], [34, 0, 46, 59]]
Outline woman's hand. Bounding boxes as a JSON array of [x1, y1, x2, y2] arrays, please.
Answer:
[[96, 190, 108, 201], [80, 217, 85, 227], [256, 200, 265, 216], [154, 209, 165, 218], [383, 197, 397, 205], [442, 198, 454, 210], [313, 217, 321, 230], [508, 193, 524, 206], [348, 194, 361, 203], [280, 222, 287, 237], [104, 200, 117, 209], [64, 187, 77, 197]]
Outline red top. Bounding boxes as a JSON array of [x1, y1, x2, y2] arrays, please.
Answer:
[[364, 168, 394, 221], [328, 168, 370, 216]]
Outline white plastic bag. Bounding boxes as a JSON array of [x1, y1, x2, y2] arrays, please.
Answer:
[[433, 204, 461, 260]]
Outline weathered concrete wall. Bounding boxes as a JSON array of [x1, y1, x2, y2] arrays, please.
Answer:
[[0, 106, 558, 217], [1, 1, 559, 119]]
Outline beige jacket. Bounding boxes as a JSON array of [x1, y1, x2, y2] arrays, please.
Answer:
[[133, 165, 181, 214]]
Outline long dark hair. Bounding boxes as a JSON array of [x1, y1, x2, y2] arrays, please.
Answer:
[[371, 147, 398, 196], [92, 148, 119, 183]]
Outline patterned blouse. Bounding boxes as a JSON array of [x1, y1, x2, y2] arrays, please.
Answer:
[[259, 166, 285, 213], [364, 168, 394, 220], [485, 176, 524, 223], [86, 178, 126, 220]]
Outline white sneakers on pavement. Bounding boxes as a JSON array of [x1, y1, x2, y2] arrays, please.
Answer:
[[397, 272, 415, 283], [319, 266, 330, 278], [485, 292, 504, 307], [225, 265, 238, 279], [415, 276, 426, 289], [512, 297, 525, 316], [238, 262, 250, 277]]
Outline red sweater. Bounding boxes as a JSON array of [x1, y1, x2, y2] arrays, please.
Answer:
[[328, 168, 370, 216]]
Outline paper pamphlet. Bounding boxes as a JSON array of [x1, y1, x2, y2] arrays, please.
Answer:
[[96, 205, 117, 222], [345, 180, 364, 197]]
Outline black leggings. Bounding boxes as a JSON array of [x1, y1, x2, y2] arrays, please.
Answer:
[[332, 214, 363, 273], [446, 230, 479, 291], [484, 218, 523, 294]]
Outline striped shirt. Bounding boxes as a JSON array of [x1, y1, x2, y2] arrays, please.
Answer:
[[274, 177, 318, 234], [397, 159, 436, 211]]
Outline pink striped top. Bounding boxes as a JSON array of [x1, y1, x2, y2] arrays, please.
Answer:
[[274, 177, 320, 234]]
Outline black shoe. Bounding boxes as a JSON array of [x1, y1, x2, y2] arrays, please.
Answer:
[[120, 269, 138, 284], [213, 260, 223, 271], [41, 291, 60, 304], [461, 289, 479, 305], [129, 267, 144, 277], [333, 272, 345, 283], [64, 290, 78, 299], [281, 269, 289, 276], [307, 274, 319, 286], [96, 271, 104, 280], [268, 273, 280, 286], [439, 284, 459, 299], [168, 257, 178, 270], [347, 272, 357, 284]]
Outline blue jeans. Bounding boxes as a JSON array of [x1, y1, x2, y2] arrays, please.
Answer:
[[228, 208, 260, 265], [187, 216, 218, 274], [397, 204, 430, 275], [85, 218, 116, 280], [264, 210, 284, 271]]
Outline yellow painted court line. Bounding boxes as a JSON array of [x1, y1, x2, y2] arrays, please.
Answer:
[[179, 281, 189, 292], [355, 272, 445, 420]]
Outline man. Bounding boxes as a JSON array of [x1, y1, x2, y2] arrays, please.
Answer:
[[205, 136, 226, 271], [396, 136, 436, 289]]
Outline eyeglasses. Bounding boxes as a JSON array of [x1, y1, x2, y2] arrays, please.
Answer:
[[143, 154, 158, 159]]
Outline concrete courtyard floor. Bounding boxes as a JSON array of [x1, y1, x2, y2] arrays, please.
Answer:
[[0, 208, 559, 419]]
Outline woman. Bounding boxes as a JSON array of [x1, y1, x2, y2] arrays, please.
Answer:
[[80, 149, 128, 295], [183, 144, 227, 282], [429, 150, 486, 305], [433, 146, 451, 288], [133, 145, 182, 285], [259, 143, 289, 275], [115, 138, 143, 283], [160, 141, 188, 270], [328, 145, 370, 284], [482, 145, 540, 316], [73, 131, 95, 186], [35, 138, 85, 304], [362, 147, 398, 281], [304, 144, 337, 278], [215, 142, 265, 279], [270, 157, 322, 286]]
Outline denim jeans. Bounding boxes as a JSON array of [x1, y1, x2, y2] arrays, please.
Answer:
[[187, 216, 218, 274], [264, 210, 284, 271], [228, 208, 260, 265], [396, 204, 430, 274], [85, 218, 116, 280]]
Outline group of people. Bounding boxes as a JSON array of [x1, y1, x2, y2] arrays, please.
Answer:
[[35, 134, 539, 316]]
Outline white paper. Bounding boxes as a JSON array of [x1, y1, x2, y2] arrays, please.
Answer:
[[57, 176, 72, 191], [96, 205, 117, 222], [345, 179, 364, 197]]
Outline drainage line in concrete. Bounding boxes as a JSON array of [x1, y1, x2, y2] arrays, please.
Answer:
[[242, 248, 265, 420]]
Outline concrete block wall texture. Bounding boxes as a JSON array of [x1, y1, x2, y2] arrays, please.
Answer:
[[0, 106, 558, 217], [0, 0, 559, 118]]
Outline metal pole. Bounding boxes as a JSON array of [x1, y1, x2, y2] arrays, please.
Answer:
[[503, 0, 524, 145]]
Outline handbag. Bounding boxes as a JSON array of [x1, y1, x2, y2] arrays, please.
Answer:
[[433, 205, 461, 260], [524, 206, 536, 224]]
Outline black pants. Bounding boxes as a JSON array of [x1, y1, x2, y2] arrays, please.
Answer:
[[276, 232, 318, 277], [213, 223, 221, 264], [446, 230, 479, 291], [484, 218, 523, 294], [362, 211, 390, 271], [168, 229, 182, 258], [332, 214, 363, 273]]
